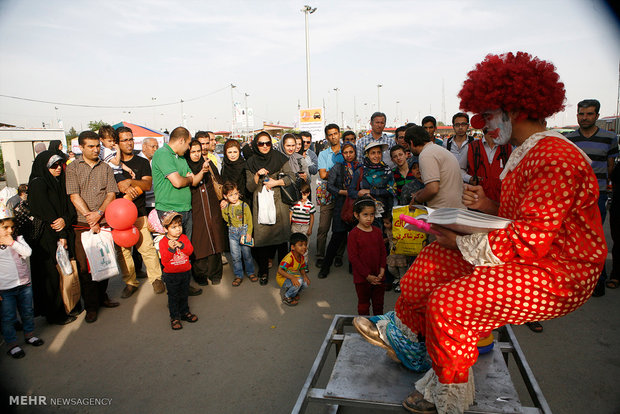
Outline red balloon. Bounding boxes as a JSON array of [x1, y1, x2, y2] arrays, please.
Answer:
[[105, 198, 138, 229], [112, 226, 140, 248]]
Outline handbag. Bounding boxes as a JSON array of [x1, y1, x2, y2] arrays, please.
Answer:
[[57, 260, 81, 314], [341, 167, 363, 225], [316, 179, 332, 206], [279, 173, 303, 206], [13, 200, 45, 241], [212, 179, 224, 200]]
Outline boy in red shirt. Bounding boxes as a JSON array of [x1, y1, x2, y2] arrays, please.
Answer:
[[159, 211, 198, 330]]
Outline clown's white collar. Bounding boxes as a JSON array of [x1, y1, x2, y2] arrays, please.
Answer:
[[499, 130, 592, 180]]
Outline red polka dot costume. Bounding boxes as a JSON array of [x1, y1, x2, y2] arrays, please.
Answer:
[[396, 133, 606, 388]]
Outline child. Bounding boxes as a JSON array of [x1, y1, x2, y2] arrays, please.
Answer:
[[158, 211, 197, 330], [277, 233, 311, 306], [0, 204, 44, 358], [399, 161, 425, 206], [347, 196, 386, 315], [98, 126, 135, 181], [383, 216, 411, 293], [221, 182, 256, 286], [289, 182, 315, 262]]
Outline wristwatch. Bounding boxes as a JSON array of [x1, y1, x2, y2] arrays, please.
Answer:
[[97, 209, 104, 216]]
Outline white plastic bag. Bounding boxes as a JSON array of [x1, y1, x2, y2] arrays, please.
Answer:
[[80, 229, 119, 281], [257, 186, 276, 225], [56, 241, 73, 276]]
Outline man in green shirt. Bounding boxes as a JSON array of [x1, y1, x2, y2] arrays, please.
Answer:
[[152, 127, 203, 295]]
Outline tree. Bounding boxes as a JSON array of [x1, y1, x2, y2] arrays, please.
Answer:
[[88, 120, 106, 131], [65, 127, 78, 151]]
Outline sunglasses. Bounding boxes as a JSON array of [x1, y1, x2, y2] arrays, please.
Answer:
[[303, 140, 312, 145], [257, 141, 272, 147], [50, 163, 62, 169]]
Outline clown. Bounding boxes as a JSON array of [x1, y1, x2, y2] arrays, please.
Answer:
[[354, 52, 606, 413]]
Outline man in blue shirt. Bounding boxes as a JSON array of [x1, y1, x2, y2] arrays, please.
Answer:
[[566, 99, 619, 297], [316, 124, 344, 269]]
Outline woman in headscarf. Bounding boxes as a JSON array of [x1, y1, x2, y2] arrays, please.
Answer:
[[184, 139, 226, 285], [348, 141, 396, 229], [318, 142, 362, 278], [278, 133, 309, 183], [246, 131, 295, 285], [221, 139, 250, 203], [28, 150, 79, 325]]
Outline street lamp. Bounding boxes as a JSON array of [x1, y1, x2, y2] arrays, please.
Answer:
[[230, 84, 237, 138], [244, 93, 250, 142], [302, 5, 317, 109], [395, 100, 400, 126], [333, 88, 339, 125], [377, 84, 383, 111]]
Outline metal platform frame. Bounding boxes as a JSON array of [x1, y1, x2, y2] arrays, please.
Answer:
[[292, 314, 552, 414]]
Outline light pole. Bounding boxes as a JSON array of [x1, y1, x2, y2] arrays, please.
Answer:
[[230, 83, 236, 138], [395, 100, 400, 126], [377, 84, 383, 111], [302, 5, 317, 109], [244, 93, 250, 142], [333, 88, 339, 125]]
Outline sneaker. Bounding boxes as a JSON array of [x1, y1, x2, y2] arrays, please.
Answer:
[[152, 279, 165, 294], [121, 285, 138, 299], [188, 286, 203, 296]]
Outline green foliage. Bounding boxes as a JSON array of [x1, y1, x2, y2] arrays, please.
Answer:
[[88, 120, 106, 131], [66, 127, 78, 150], [0, 148, 4, 176]]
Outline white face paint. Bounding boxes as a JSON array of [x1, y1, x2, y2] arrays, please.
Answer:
[[483, 110, 512, 145]]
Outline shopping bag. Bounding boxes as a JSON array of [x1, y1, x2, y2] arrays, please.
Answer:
[[257, 186, 276, 225], [392, 205, 428, 256], [57, 260, 81, 314], [56, 241, 73, 276], [81, 229, 119, 281]]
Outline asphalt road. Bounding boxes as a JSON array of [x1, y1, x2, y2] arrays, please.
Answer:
[[1, 220, 619, 414]]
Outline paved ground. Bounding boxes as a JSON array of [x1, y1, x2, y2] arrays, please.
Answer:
[[1, 222, 619, 413]]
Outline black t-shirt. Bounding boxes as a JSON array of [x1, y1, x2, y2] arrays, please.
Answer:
[[121, 155, 152, 217]]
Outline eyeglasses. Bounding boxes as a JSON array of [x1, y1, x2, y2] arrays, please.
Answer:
[[454, 123, 469, 127], [257, 141, 271, 147], [119, 138, 134, 143]]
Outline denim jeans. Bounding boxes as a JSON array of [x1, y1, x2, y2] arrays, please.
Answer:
[[228, 225, 255, 279], [281, 277, 308, 299], [162, 271, 190, 319], [1, 284, 35, 347]]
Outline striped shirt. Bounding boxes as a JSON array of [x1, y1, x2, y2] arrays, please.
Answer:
[[290, 200, 316, 225], [565, 128, 618, 192]]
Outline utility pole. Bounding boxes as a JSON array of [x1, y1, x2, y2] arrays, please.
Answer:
[[230, 83, 236, 138], [244, 93, 250, 142], [377, 84, 383, 111], [333, 88, 340, 125]]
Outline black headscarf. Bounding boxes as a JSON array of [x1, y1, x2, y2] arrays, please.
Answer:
[[184, 139, 206, 175], [246, 132, 288, 174], [48, 140, 67, 160], [27, 150, 68, 224], [221, 143, 247, 186]]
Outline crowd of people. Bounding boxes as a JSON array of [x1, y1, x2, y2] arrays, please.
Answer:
[[0, 51, 616, 414]]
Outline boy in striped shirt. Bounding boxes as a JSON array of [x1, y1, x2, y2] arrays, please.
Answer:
[[289, 182, 315, 262]]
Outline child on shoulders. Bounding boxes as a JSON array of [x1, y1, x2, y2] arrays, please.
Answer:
[[98, 125, 135, 181], [0, 205, 44, 359], [158, 211, 197, 330], [221, 182, 256, 286], [277, 233, 311, 306]]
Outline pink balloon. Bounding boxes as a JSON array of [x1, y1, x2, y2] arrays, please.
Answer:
[[112, 226, 140, 247], [147, 209, 165, 234], [105, 198, 138, 229]]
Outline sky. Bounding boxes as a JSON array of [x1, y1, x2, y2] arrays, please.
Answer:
[[0, 0, 619, 134]]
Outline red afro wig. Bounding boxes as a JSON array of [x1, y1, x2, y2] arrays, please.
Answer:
[[458, 52, 565, 120]]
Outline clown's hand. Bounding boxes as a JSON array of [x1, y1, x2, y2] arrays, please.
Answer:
[[463, 184, 498, 215]]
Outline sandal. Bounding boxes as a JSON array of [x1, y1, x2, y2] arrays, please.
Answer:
[[248, 274, 258, 283], [232, 277, 243, 287], [7, 346, 26, 359], [282, 296, 298, 306], [170, 319, 182, 330], [25, 336, 44, 346], [181, 312, 198, 323], [606, 278, 620, 289], [525, 321, 543, 333]]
